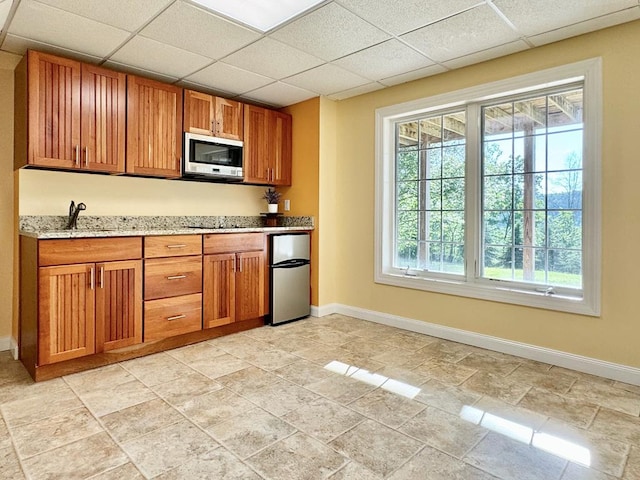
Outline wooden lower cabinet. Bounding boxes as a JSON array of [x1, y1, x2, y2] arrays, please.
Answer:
[[203, 253, 235, 328], [95, 260, 142, 352], [38, 258, 142, 364], [236, 251, 265, 322], [20, 232, 272, 381], [203, 234, 265, 328], [39, 264, 95, 364], [144, 255, 202, 300], [144, 293, 202, 342]]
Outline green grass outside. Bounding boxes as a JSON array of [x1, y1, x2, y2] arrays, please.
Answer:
[[483, 267, 581, 287]]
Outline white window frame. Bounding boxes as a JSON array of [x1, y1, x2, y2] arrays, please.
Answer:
[[375, 59, 602, 316]]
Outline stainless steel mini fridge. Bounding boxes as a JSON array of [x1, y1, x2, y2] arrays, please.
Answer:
[[269, 233, 310, 325]]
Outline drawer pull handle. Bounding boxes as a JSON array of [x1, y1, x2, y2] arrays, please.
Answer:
[[166, 244, 187, 249], [167, 314, 186, 321], [167, 275, 187, 280]]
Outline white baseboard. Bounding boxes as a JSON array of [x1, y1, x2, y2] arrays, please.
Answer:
[[320, 304, 640, 386], [0, 336, 10, 353], [310, 303, 339, 318], [9, 337, 18, 360]]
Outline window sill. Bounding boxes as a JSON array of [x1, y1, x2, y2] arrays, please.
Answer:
[[375, 271, 598, 317]]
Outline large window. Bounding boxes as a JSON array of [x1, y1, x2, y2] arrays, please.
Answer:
[[376, 60, 601, 315]]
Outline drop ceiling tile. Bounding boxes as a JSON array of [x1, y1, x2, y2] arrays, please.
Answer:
[[327, 82, 385, 101], [8, 0, 130, 58], [223, 38, 324, 80], [1, 34, 103, 63], [0, 0, 12, 30], [528, 7, 640, 47], [141, 1, 260, 60], [442, 40, 530, 70], [400, 4, 519, 63], [493, 0, 638, 36], [242, 82, 317, 108], [110, 36, 212, 79], [333, 39, 434, 81], [102, 60, 178, 83], [337, 0, 480, 35], [32, 0, 172, 32], [379, 64, 448, 87], [283, 63, 371, 96], [185, 62, 274, 95], [270, 2, 390, 61]]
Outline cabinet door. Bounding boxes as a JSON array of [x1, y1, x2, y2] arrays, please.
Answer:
[[184, 89, 214, 136], [38, 264, 95, 364], [214, 97, 243, 141], [28, 51, 81, 169], [81, 64, 126, 173], [270, 110, 292, 186], [127, 76, 183, 178], [236, 251, 265, 322], [203, 253, 236, 328], [95, 260, 142, 352], [243, 105, 270, 184]]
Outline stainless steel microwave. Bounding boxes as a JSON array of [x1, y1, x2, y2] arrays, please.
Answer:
[[183, 132, 244, 180]]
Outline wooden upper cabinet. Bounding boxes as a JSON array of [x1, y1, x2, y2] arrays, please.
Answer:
[[243, 105, 292, 186], [81, 64, 126, 173], [270, 110, 292, 186], [184, 89, 243, 140], [27, 51, 81, 169], [215, 97, 243, 140], [243, 105, 270, 184], [127, 75, 183, 178], [22, 51, 126, 173], [183, 90, 214, 136]]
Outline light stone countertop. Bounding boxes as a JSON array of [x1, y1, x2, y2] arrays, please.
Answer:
[[19, 215, 314, 239], [19, 225, 313, 239]]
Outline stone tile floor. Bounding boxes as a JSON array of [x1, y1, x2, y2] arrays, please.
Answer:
[[1, 314, 640, 479]]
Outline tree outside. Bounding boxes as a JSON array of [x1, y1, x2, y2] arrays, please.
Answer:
[[394, 88, 583, 289]]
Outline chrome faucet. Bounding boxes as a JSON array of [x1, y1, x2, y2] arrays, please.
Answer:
[[67, 201, 86, 229]]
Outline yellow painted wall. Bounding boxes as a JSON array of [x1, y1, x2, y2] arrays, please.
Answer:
[[19, 169, 266, 216], [318, 97, 338, 307], [333, 19, 640, 367], [280, 96, 339, 308], [281, 98, 320, 305], [0, 52, 21, 343]]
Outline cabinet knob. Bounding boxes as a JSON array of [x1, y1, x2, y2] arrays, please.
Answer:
[[167, 314, 186, 321]]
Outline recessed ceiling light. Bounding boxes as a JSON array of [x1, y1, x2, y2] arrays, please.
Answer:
[[192, 0, 325, 32]]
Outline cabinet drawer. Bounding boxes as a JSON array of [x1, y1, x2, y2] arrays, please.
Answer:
[[203, 233, 264, 255], [145, 235, 202, 258], [145, 256, 202, 300], [144, 293, 202, 342], [39, 237, 142, 266]]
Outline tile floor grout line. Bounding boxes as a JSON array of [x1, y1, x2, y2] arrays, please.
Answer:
[[384, 443, 430, 479], [61, 375, 147, 478], [6, 405, 105, 462], [0, 416, 30, 480]]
